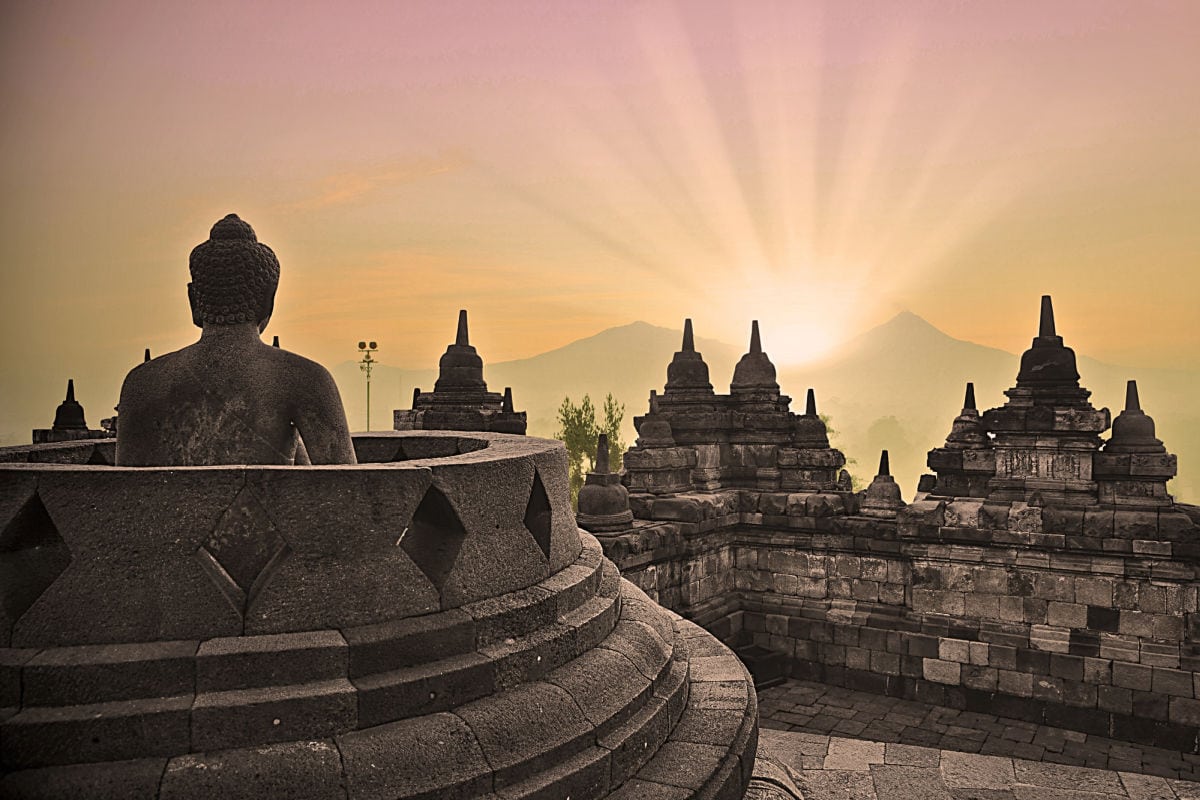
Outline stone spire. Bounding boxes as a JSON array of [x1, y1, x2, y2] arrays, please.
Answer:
[[144, 348, 151, 363], [944, 382, 987, 448], [433, 309, 487, 393], [595, 431, 610, 474], [577, 431, 634, 532], [52, 380, 88, 431], [664, 318, 713, 395], [793, 388, 829, 447], [456, 308, 469, 346], [860, 449, 904, 518], [396, 309, 526, 434], [1103, 380, 1164, 454], [635, 391, 676, 447], [1095, 380, 1176, 506], [981, 295, 1110, 505], [730, 320, 779, 394], [272, 336, 280, 348], [1014, 295, 1082, 390], [922, 381, 995, 498]]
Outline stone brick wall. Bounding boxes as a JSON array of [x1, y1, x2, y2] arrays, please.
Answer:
[[595, 490, 1200, 753]]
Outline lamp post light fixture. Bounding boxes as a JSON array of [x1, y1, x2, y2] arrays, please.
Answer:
[[358, 340, 378, 431]]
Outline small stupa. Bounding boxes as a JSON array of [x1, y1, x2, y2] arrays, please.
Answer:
[[32, 380, 109, 444], [1094, 380, 1178, 507], [576, 433, 635, 532], [394, 309, 527, 434]]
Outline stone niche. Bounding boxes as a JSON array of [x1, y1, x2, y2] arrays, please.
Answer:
[[0, 431, 758, 800]]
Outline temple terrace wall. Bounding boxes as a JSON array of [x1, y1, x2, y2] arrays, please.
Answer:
[[597, 490, 1200, 754]]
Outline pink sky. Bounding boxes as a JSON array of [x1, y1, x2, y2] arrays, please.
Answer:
[[1, 1, 1198, 439]]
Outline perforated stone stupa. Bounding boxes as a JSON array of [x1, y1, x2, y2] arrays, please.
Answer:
[[0, 221, 760, 800], [394, 309, 528, 434]]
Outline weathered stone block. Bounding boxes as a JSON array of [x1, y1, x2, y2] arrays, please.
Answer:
[[1151, 667, 1194, 698], [1008, 503, 1042, 533], [1082, 509, 1115, 537], [161, 739, 346, 800], [1046, 602, 1087, 629], [1032, 573, 1074, 602], [1029, 625, 1069, 653], [1170, 697, 1200, 727], [939, 639, 970, 664], [964, 594, 999, 620], [1041, 507, 1084, 535], [1074, 577, 1113, 608], [998, 669, 1033, 697], [1112, 661, 1152, 691], [923, 658, 960, 685], [944, 500, 984, 529]]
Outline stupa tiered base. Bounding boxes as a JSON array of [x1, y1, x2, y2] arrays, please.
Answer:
[[0, 432, 756, 799]]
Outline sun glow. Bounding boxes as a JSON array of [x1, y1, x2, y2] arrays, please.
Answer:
[[451, 3, 1037, 365]]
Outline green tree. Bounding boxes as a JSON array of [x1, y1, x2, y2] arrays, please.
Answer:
[[556, 393, 625, 506]]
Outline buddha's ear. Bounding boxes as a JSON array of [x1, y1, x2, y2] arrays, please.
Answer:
[[187, 283, 203, 328]]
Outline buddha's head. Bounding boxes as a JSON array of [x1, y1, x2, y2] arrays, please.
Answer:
[[187, 214, 280, 331]]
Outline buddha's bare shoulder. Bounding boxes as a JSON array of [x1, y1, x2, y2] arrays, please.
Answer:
[[117, 348, 194, 401], [262, 346, 340, 385]]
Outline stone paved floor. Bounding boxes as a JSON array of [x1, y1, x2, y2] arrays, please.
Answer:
[[758, 729, 1200, 800], [758, 679, 1200, 783]]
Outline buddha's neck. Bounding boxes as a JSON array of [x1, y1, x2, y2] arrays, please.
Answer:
[[199, 322, 264, 345]]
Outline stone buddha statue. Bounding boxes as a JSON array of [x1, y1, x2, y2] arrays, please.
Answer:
[[115, 214, 356, 466]]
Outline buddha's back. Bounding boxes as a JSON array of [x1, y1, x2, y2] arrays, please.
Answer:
[[115, 214, 355, 467]]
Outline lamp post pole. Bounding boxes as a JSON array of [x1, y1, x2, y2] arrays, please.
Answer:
[[358, 340, 378, 431]]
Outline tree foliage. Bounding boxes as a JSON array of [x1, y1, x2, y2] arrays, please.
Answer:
[[555, 393, 625, 506]]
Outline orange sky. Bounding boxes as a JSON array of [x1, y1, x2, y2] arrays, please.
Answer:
[[1, 1, 1198, 440]]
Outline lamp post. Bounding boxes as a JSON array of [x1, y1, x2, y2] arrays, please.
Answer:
[[358, 340, 378, 431]]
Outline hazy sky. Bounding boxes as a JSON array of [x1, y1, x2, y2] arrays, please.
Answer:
[[2, 1, 1198, 437]]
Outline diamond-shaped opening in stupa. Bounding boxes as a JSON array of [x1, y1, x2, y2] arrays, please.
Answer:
[[0, 492, 72, 623], [400, 484, 468, 596], [197, 487, 291, 616], [523, 470, 552, 560]]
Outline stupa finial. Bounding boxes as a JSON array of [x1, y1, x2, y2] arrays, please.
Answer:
[[805, 388, 817, 416], [503, 387, 514, 413], [682, 318, 695, 352], [964, 382, 976, 411], [272, 336, 280, 348], [878, 449, 890, 477], [65, 379, 76, 403], [143, 348, 151, 363], [1125, 379, 1140, 412], [595, 432, 610, 474], [456, 309, 469, 346], [1039, 295, 1056, 338], [749, 320, 761, 354]]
